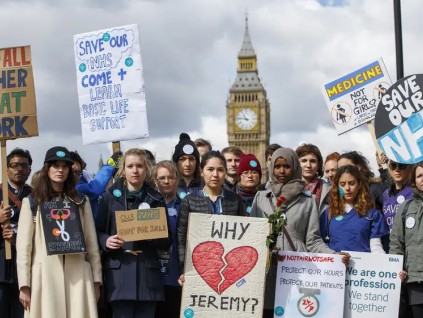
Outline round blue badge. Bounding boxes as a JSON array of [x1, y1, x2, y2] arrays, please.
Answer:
[[249, 160, 258, 168], [338, 187, 345, 198], [335, 215, 344, 221], [246, 206, 252, 214], [125, 57, 134, 67], [184, 308, 194, 318], [168, 208, 178, 217], [102, 32, 111, 42], [303, 190, 311, 197], [79, 63, 86, 72], [274, 306, 285, 316], [179, 192, 187, 199], [113, 189, 122, 198], [56, 151, 65, 158]]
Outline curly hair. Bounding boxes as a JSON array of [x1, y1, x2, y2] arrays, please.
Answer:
[[295, 143, 323, 177], [328, 165, 374, 218], [338, 151, 374, 181]]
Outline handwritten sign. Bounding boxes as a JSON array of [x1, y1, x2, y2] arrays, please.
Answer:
[[322, 58, 391, 135], [39, 198, 85, 256], [73, 24, 149, 145], [0, 46, 38, 139], [115, 208, 168, 241], [375, 74, 423, 163], [344, 251, 403, 318], [181, 213, 269, 318], [274, 251, 345, 317]]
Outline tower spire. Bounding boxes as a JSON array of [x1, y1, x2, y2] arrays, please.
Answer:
[[238, 12, 256, 58]]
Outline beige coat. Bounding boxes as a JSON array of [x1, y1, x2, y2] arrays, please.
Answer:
[[16, 197, 102, 318]]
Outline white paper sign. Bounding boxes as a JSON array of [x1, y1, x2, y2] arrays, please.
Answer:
[[321, 58, 392, 135], [344, 251, 403, 318], [274, 251, 345, 318], [73, 24, 149, 145], [181, 213, 269, 318]]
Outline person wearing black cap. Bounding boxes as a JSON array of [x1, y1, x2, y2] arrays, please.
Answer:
[[172, 133, 202, 199], [16, 146, 102, 318]]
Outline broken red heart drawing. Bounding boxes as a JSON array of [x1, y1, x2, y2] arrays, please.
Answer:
[[192, 241, 258, 295]]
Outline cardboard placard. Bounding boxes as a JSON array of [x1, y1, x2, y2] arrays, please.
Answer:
[[39, 198, 86, 256], [274, 251, 345, 317], [115, 207, 168, 241], [0, 46, 38, 139], [73, 24, 149, 145], [375, 74, 423, 163], [322, 58, 391, 135], [181, 213, 269, 318], [343, 251, 403, 318]]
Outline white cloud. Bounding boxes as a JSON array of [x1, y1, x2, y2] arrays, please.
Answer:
[[0, 0, 419, 178]]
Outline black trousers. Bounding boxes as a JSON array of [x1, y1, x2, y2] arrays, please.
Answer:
[[0, 282, 23, 318], [111, 300, 156, 318], [155, 285, 182, 318]]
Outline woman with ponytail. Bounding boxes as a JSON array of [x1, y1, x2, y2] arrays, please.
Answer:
[[320, 165, 388, 253]]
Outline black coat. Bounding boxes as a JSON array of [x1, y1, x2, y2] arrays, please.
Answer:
[[176, 188, 245, 269], [0, 183, 31, 283], [96, 179, 171, 302]]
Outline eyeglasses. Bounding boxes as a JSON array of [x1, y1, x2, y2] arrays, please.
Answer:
[[156, 176, 177, 182], [388, 161, 408, 171], [73, 170, 83, 177], [241, 170, 260, 176], [8, 163, 30, 170]]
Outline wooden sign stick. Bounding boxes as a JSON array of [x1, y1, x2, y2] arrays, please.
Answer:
[[367, 122, 388, 170], [1, 140, 11, 260]]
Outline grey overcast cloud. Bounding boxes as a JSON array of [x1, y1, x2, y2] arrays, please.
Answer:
[[1, 0, 422, 175]]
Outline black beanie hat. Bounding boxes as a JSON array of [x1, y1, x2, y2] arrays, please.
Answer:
[[172, 133, 200, 163]]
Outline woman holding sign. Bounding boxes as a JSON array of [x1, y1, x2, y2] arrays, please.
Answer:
[[250, 147, 335, 318], [320, 164, 388, 253], [177, 151, 245, 281], [96, 148, 171, 318], [16, 146, 102, 318], [390, 162, 423, 317]]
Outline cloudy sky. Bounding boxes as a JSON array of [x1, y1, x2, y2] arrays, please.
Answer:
[[1, 0, 422, 175]]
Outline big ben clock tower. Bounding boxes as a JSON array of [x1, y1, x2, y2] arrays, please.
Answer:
[[227, 16, 270, 175]]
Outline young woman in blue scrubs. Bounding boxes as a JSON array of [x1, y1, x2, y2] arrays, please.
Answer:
[[320, 165, 389, 253]]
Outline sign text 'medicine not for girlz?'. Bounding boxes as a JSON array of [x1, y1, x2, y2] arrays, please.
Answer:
[[181, 213, 269, 318], [274, 251, 345, 318], [321, 58, 391, 135], [73, 24, 149, 145], [0, 46, 38, 139]]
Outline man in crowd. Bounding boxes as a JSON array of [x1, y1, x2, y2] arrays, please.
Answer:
[[0, 148, 32, 318], [173, 133, 202, 199], [222, 146, 243, 192], [194, 138, 212, 159]]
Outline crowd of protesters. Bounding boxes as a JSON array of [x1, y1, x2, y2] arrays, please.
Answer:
[[0, 133, 420, 317]]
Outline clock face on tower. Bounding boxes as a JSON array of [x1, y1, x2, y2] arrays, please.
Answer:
[[236, 108, 258, 130]]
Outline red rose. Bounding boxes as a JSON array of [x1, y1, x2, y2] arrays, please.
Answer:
[[276, 196, 286, 207]]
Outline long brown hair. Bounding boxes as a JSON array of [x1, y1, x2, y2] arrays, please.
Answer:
[[328, 165, 374, 218], [32, 161, 82, 204]]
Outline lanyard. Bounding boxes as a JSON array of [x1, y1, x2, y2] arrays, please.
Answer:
[[202, 187, 223, 214]]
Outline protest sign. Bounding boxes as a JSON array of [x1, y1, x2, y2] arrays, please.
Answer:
[[73, 24, 149, 145], [322, 58, 391, 135], [39, 198, 86, 256], [344, 251, 403, 318], [274, 251, 345, 317], [181, 213, 269, 318], [375, 74, 423, 163], [115, 207, 168, 241], [0, 46, 38, 139]]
